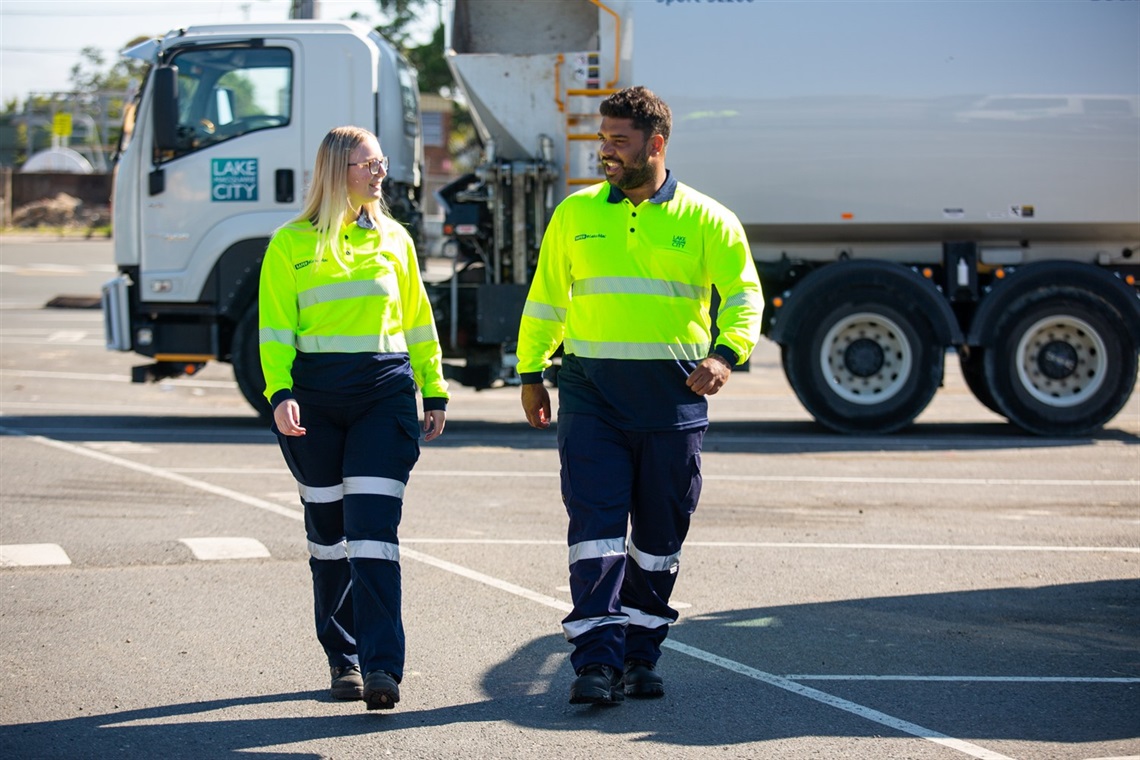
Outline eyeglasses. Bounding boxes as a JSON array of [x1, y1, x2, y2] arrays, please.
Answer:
[[348, 156, 389, 175]]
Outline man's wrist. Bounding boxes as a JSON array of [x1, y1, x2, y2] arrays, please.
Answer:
[[708, 345, 737, 369]]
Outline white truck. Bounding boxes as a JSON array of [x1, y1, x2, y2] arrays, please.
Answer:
[[103, 21, 425, 417], [435, 0, 1140, 435], [104, 4, 1140, 436]]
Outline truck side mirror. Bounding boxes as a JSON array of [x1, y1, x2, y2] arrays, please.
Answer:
[[152, 65, 180, 153]]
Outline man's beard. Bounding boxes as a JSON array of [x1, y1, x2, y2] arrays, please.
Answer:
[[610, 144, 654, 191]]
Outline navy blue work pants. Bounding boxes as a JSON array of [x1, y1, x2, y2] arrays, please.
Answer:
[[556, 412, 705, 673], [275, 391, 420, 681]]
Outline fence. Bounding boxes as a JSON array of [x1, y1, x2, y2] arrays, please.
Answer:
[[0, 169, 113, 227]]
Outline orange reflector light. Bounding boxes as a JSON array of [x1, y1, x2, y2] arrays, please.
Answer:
[[922, 268, 933, 278], [442, 224, 454, 235], [185, 364, 198, 376], [995, 268, 1006, 279], [841, 213, 854, 220], [772, 297, 784, 308], [1126, 274, 1136, 286]]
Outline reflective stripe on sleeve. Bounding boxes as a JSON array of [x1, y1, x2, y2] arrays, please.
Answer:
[[343, 476, 406, 500], [300, 483, 344, 504], [403, 323, 439, 346], [562, 338, 707, 361], [568, 536, 626, 566], [522, 300, 567, 323], [627, 540, 681, 573], [259, 327, 296, 346], [562, 614, 627, 641], [623, 605, 673, 631], [347, 540, 401, 562], [298, 280, 393, 310], [308, 539, 347, 561], [572, 276, 709, 301], [721, 289, 764, 310]]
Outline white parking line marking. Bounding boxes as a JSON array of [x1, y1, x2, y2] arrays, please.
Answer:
[[179, 537, 270, 561], [3, 426, 1105, 760], [400, 538, 1139, 554], [0, 427, 301, 521], [46, 331, 88, 343], [0, 543, 72, 567], [662, 640, 1016, 760]]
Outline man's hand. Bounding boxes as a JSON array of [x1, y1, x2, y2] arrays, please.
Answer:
[[686, 355, 732, 396], [521, 383, 552, 429]]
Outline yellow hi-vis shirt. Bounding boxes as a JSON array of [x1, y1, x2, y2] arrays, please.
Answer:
[[259, 216, 448, 409], [517, 176, 763, 428]]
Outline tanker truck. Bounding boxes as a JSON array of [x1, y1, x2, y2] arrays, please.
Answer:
[[433, 0, 1140, 435]]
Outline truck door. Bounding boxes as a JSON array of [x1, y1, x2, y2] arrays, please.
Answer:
[[141, 41, 302, 304]]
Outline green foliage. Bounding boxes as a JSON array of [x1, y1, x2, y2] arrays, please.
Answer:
[[405, 21, 452, 96]]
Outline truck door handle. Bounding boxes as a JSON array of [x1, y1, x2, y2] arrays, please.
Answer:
[[275, 169, 294, 203]]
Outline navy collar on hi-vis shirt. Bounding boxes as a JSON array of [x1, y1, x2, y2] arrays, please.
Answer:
[[605, 170, 678, 205], [355, 209, 377, 229]]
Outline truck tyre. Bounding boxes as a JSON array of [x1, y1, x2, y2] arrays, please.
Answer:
[[783, 291, 942, 434], [232, 305, 271, 420], [958, 347, 1002, 416], [982, 287, 1137, 436]]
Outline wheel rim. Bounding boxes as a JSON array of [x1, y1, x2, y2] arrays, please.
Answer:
[[819, 312, 913, 405], [1014, 315, 1107, 407]]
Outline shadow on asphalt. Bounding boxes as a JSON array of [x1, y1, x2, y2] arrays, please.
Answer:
[[1, 579, 1135, 758], [2, 414, 1137, 452]]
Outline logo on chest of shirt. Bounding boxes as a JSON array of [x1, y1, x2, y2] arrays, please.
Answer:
[[294, 259, 314, 270], [671, 235, 687, 250], [574, 233, 606, 241]]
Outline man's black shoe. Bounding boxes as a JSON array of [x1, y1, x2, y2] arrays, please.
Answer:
[[363, 670, 400, 711], [569, 664, 624, 705], [330, 664, 363, 700], [623, 659, 665, 698]]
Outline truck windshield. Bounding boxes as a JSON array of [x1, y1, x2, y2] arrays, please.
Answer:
[[160, 46, 292, 160]]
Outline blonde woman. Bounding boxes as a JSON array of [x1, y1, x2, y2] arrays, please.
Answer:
[[259, 126, 448, 711]]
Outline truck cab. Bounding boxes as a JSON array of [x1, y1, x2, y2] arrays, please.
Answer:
[[103, 21, 424, 416]]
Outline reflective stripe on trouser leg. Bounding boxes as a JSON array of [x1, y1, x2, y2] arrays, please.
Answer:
[[341, 392, 420, 682], [557, 413, 634, 673], [622, 425, 705, 665]]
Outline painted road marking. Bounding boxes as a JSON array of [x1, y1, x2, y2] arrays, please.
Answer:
[[179, 537, 270, 561], [3, 428, 1039, 760], [0, 543, 72, 566]]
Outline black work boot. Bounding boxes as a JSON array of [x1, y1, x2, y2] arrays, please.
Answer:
[[622, 659, 665, 698], [569, 664, 624, 705], [363, 670, 400, 711], [330, 664, 363, 700]]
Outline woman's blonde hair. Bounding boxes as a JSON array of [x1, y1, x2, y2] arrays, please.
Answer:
[[293, 125, 391, 270]]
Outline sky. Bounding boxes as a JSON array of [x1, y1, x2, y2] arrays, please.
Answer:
[[0, 0, 440, 105]]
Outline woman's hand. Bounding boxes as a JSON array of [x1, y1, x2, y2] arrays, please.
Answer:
[[273, 399, 306, 436], [423, 409, 446, 442]]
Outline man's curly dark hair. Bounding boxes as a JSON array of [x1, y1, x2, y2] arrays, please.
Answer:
[[599, 86, 672, 145]]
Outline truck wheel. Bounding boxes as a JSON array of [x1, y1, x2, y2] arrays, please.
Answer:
[[783, 293, 942, 434], [232, 305, 271, 420], [982, 288, 1136, 436], [958, 346, 1002, 416]]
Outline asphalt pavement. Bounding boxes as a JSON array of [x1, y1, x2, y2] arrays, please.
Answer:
[[1, 236, 1138, 760]]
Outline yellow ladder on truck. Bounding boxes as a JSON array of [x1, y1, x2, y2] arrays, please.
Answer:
[[557, 52, 615, 190]]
